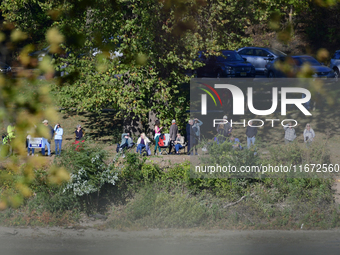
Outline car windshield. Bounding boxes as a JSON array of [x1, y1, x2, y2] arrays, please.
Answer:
[[294, 56, 321, 66], [217, 51, 243, 62], [269, 49, 286, 56]]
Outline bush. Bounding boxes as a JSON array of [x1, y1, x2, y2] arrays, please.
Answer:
[[54, 141, 118, 197]]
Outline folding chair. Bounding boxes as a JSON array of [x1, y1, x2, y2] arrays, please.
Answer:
[[176, 141, 187, 154], [140, 142, 151, 157], [159, 134, 170, 155]]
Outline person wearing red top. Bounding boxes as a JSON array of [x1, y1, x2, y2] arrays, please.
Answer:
[[154, 120, 163, 155]]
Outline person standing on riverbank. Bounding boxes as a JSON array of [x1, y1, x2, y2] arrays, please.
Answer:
[[54, 123, 64, 156], [303, 123, 315, 148], [154, 120, 163, 155], [246, 120, 257, 149], [42, 120, 53, 156], [169, 119, 178, 154], [284, 122, 296, 144]]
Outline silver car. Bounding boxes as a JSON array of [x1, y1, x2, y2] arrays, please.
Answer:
[[237, 47, 286, 74], [330, 50, 340, 78]]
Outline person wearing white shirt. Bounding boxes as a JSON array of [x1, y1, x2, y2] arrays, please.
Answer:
[[54, 123, 64, 156], [303, 123, 315, 148]]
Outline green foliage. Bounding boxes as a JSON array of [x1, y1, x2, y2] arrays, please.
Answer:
[[54, 141, 118, 197], [117, 152, 145, 187], [199, 140, 261, 178], [265, 141, 331, 167], [124, 186, 210, 228], [141, 163, 161, 183]]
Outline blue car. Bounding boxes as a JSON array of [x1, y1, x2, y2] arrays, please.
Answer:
[[196, 50, 255, 78], [330, 50, 340, 79], [237, 47, 286, 74], [265, 55, 336, 78]]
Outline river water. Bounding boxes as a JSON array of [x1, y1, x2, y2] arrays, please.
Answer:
[[1, 227, 339, 255]]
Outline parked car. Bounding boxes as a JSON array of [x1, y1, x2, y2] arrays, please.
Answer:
[[29, 46, 53, 62], [265, 55, 336, 78], [0, 62, 11, 74], [196, 50, 256, 78], [237, 47, 286, 74], [29, 45, 71, 77], [330, 50, 340, 78], [91, 36, 123, 60]]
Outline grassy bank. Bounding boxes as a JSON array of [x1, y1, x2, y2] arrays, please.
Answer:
[[1, 80, 340, 230], [1, 139, 339, 230]]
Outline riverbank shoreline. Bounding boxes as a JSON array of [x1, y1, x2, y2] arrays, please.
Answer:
[[1, 226, 340, 255]]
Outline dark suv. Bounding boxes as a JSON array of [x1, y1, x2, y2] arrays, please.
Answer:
[[196, 50, 256, 78]]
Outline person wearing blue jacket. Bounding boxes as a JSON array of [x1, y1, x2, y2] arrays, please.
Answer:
[[54, 123, 64, 156]]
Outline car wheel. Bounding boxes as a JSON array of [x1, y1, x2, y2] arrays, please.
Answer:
[[334, 68, 339, 79], [268, 71, 275, 78], [216, 70, 223, 78]]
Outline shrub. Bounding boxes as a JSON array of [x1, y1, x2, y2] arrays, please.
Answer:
[[54, 141, 118, 197]]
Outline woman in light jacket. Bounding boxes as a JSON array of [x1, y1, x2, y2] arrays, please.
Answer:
[[303, 123, 315, 147], [136, 133, 151, 155], [54, 123, 64, 156], [174, 133, 185, 154]]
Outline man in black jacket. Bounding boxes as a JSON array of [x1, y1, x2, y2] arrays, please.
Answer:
[[186, 119, 197, 155], [246, 120, 257, 149], [216, 115, 231, 144], [169, 119, 178, 154]]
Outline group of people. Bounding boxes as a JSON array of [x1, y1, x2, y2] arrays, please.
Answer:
[[26, 120, 65, 156], [284, 122, 315, 147], [215, 116, 257, 150], [213, 116, 315, 150], [118, 116, 317, 158], [26, 120, 84, 156], [2, 115, 317, 159], [154, 118, 203, 155], [118, 118, 203, 156]]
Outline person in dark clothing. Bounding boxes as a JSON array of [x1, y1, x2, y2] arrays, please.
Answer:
[[246, 120, 257, 149], [186, 119, 197, 155], [168, 119, 178, 154], [75, 124, 83, 141], [216, 115, 231, 144]]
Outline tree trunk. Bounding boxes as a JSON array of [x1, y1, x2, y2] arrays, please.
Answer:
[[122, 113, 143, 138], [148, 110, 158, 138]]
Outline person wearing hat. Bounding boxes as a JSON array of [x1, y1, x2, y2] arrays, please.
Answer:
[[75, 124, 83, 141], [41, 120, 54, 156], [169, 119, 178, 154]]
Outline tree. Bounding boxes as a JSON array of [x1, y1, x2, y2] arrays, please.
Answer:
[[54, 0, 312, 134], [1, 0, 339, 209]]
